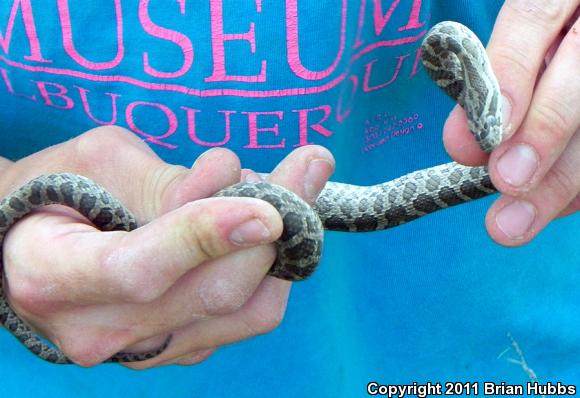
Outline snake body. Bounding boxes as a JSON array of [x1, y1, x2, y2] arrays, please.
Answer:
[[0, 22, 502, 364]]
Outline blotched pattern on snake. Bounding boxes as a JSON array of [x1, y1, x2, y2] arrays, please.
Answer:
[[0, 22, 502, 364]]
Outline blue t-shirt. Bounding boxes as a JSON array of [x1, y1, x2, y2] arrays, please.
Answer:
[[0, 1, 578, 397]]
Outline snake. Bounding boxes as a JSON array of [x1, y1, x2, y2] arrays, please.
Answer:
[[0, 21, 502, 364]]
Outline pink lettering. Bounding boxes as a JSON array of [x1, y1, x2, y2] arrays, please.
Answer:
[[374, 0, 400, 36], [32, 80, 73, 109], [0, 0, 50, 62], [373, 0, 425, 36], [177, 0, 187, 14], [75, 85, 120, 125], [181, 107, 233, 147], [126, 101, 178, 149], [363, 54, 408, 92], [139, 0, 194, 79], [0, 53, 349, 97], [57, 0, 124, 70], [243, 111, 285, 149], [293, 105, 332, 146], [398, 0, 425, 32], [205, 0, 266, 83], [286, 0, 347, 81]]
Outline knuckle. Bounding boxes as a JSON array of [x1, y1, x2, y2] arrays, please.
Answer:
[[530, 99, 572, 146], [506, 0, 568, 26], [492, 45, 535, 83], [183, 205, 227, 263], [5, 276, 53, 316], [186, 228, 214, 264], [59, 335, 126, 367], [544, 165, 578, 203], [146, 164, 190, 214], [76, 125, 132, 152], [72, 126, 136, 168], [60, 347, 101, 368]]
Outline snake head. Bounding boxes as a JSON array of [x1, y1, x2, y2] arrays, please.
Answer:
[[421, 21, 503, 153]]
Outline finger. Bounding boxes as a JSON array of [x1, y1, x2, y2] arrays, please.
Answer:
[[489, 14, 580, 196], [486, 130, 580, 246], [149, 145, 334, 322], [154, 147, 243, 217], [94, 197, 283, 304], [268, 144, 335, 205], [38, 243, 277, 367], [122, 276, 290, 369], [443, 2, 578, 164], [443, 106, 492, 166], [122, 146, 335, 368], [4, 196, 283, 309], [486, 0, 577, 137], [108, 145, 242, 221], [157, 145, 334, 322]]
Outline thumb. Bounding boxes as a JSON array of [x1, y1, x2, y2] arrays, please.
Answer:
[[4, 195, 283, 311]]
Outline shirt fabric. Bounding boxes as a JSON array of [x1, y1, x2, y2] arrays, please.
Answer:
[[0, 1, 578, 397]]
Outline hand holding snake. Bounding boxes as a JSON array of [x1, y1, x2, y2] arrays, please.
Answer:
[[445, 3, 579, 245], [0, 9, 578, 367]]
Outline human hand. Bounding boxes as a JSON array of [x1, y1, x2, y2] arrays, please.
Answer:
[[1, 127, 334, 368], [444, 3, 579, 246]]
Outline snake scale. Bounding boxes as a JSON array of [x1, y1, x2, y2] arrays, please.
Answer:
[[0, 22, 502, 364]]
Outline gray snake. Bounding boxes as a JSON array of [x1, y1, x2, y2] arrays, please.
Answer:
[[0, 22, 502, 364]]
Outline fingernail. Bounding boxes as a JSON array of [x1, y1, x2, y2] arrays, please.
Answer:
[[304, 159, 333, 203], [497, 144, 538, 187], [501, 95, 512, 135], [230, 219, 272, 245], [496, 200, 536, 240]]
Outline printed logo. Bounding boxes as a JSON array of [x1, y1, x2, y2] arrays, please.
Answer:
[[1, 0, 428, 151]]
